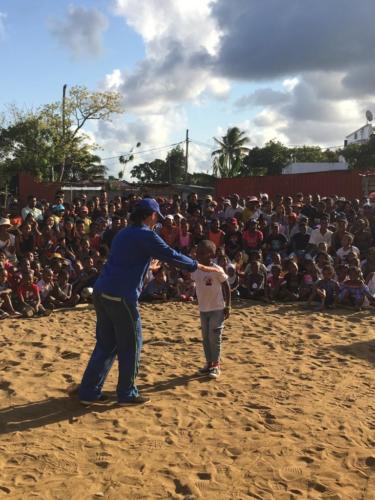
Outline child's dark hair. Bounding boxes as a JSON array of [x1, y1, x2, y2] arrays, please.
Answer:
[[197, 239, 216, 254], [322, 265, 334, 274]]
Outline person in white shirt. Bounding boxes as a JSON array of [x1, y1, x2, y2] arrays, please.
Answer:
[[0, 218, 17, 263], [191, 240, 230, 379], [21, 195, 43, 222], [309, 216, 333, 251], [336, 233, 360, 263], [224, 194, 244, 220]]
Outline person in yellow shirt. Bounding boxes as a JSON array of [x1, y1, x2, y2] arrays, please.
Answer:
[[78, 206, 92, 234]]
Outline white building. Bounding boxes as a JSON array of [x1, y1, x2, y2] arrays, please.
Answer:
[[282, 162, 348, 175], [345, 124, 373, 146]]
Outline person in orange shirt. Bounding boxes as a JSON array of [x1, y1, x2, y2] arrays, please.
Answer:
[[160, 215, 179, 248], [208, 219, 225, 249]]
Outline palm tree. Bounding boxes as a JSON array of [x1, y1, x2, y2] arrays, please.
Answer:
[[212, 126, 250, 177]]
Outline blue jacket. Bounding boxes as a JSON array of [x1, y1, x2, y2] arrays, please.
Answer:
[[94, 224, 198, 303]]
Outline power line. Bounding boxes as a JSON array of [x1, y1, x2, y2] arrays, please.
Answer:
[[190, 139, 216, 150], [101, 141, 185, 162]]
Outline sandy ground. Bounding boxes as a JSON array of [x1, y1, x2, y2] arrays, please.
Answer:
[[0, 301, 374, 499]]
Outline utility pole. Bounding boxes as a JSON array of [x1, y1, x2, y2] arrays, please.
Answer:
[[185, 129, 189, 183], [59, 84, 67, 182]]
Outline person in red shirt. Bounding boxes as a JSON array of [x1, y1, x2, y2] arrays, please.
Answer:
[[17, 270, 50, 317], [242, 220, 263, 255]]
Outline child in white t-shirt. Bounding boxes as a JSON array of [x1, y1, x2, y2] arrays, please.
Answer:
[[191, 240, 230, 379]]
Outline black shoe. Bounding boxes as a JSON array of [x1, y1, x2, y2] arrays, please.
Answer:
[[79, 394, 110, 406], [117, 395, 151, 406], [198, 364, 211, 374]]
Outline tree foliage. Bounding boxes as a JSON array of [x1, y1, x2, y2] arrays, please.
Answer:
[[339, 135, 375, 170], [0, 86, 122, 184], [213, 137, 342, 177], [212, 127, 250, 177], [130, 146, 186, 184]]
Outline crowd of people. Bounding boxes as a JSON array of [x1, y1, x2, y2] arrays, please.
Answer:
[[1, 189, 375, 319]]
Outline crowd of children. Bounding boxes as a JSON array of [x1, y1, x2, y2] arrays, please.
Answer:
[[1, 189, 375, 319]]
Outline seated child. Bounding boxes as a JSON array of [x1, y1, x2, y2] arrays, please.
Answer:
[[37, 267, 55, 308], [176, 270, 196, 301], [337, 266, 375, 310], [265, 264, 284, 302], [72, 256, 99, 302], [17, 270, 50, 317], [240, 260, 265, 300], [140, 268, 169, 302], [300, 259, 319, 300], [308, 265, 339, 310], [336, 263, 349, 287], [227, 264, 240, 298], [336, 233, 360, 264], [266, 251, 282, 276], [191, 240, 230, 378], [0, 268, 20, 318], [52, 270, 73, 307], [280, 261, 301, 301]]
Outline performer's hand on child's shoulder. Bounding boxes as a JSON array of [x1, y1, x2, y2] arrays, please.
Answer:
[[197, 263, 221, 273]]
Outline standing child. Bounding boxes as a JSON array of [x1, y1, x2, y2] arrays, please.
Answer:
[[191, 240, 230, 379]]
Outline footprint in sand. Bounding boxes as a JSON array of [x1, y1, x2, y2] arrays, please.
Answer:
[[0, 380, 15, 396], [307, 480, 329, 493], [299, 456, 314, 464], [95, 452, 112, 469], [278, 465, 304, 481], [61, 351, 80, 360], [31, 342, 47, 348]]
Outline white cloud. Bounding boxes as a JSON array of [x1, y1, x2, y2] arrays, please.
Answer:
[[95, 0, 375, 174], [0, 12, 7, 40], [283, 78, 299, 92], [92, 0, 230, 175], [49, 5, 108, 58]]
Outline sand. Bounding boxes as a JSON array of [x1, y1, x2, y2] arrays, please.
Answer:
[[0, 301, 374, 499]]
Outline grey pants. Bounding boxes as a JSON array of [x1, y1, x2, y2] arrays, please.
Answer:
[[199, 309, 224, 364]]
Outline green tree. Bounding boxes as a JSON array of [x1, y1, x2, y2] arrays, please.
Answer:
[[0, 85, 122, 183], [243, 140, 290, 176], [212, 126, 250, 177], [290, 145, 339, 163], [339, 136, 375, 170], [165, 145, 186, 183], [130, 146, 186, 184], [130, 159, 167, 183]]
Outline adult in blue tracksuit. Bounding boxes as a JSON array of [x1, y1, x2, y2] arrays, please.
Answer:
[[79, 198, 218, 405]]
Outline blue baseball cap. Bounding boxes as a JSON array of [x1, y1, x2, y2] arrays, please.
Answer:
[[135, 198, 164, 220]]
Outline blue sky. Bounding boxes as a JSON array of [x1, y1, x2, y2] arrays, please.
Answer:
[[1, 0, 374, 178]]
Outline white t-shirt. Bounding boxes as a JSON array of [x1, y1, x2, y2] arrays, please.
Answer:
[[191, 264, 228, 312], [336, 245, 360, 262], [309, 228, 333, 248]]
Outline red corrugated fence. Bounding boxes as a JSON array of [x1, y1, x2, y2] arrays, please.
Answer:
[[215, 171, 363, 200]]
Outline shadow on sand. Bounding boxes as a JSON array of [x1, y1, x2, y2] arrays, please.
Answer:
[[332, 339, 375, 365], [0, 373, 207, 435]]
